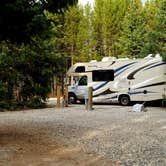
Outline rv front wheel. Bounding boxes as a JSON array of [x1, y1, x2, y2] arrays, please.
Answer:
[[119, 95, 130, 106], [68, 93, 77, 104]]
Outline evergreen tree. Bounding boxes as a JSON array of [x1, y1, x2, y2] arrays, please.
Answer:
[[141, 0, 160, 56], [0, 0, 77, 110], [155, 0, 166, 60], [63, 5, 81, 64], [76, 4, 94, 62], [92, 0, 105, 58], [92, 0, 130, 58], [119, 0, 147, 58], [0, 0, 77, 43], [56, 4, 94, 63], [142, 0, 166, 61], [102, 0, 129, 57]]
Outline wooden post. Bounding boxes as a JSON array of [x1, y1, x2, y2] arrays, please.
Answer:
[[57, 84, 61, 108], [53, 76, 56, 97], [88, 87, 93, 111], [64, 85, 68, 107]]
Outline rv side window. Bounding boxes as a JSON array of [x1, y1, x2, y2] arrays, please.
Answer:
[[78, 76, 87, 86], [75, 66, 85, 73], [92, 70, 114, 81]]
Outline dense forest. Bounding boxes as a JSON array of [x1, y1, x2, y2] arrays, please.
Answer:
[[0, 0, 165, 110], [57, 0, 166, 62]]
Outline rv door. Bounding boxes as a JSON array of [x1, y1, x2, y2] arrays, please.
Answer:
[[75, 76, 88, 99]]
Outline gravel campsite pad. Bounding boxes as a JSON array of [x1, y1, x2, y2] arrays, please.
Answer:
[[0, 105, 165, 166]]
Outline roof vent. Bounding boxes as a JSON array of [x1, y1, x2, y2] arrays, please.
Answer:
[[90, 60, 97, 63]]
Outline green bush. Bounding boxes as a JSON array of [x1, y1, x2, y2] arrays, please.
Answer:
[[0, 101, 10, 111]]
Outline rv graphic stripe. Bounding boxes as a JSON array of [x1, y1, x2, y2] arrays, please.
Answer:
[[110, 95, 118, 99], [93, 89, 117, 97], [114, 62, 136, 77], [135, 82, 166, 90], [93, 81, 109, 91], [128, 91, 156, 95], [105, 95, 118, 100], [127, 62, 157, 80], [144, 62, 166, 70]]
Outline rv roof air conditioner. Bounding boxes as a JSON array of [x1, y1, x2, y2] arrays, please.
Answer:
[[144, 54, 153, 59], [155, 53, 161, 59], [144, 54, 161, 59], [101, 57, 116, 62]]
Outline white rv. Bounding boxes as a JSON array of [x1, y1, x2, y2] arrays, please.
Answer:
[[67, 54, 166, 105]]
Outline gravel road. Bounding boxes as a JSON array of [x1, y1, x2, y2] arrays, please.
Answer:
[[0, 104, 165, 166]]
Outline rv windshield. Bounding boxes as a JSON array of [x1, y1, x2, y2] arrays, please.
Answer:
[[72, 76, 87, 86]]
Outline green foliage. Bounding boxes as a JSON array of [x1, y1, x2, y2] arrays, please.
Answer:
[[0, 39, 67, 110], [76, 5, 95, 61], [141, 0, 166, 61], [60, 0, 165, 62], [155, 0, 166, 61], [118, 0, 147, 57], [50, 0, 166, 62], [56, 0, 130, 62], [0, 0, 76, 111], [0, 81, 9, 111], [0, 0, 77, 43], [93, 0, 129, 58]]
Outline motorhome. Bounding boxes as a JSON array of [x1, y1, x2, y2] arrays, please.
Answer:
[[66, 54, 166, 105]]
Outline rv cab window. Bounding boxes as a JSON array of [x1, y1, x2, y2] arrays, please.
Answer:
[[92, 70, 114, 81], [75, 66, 85, 73], [78, 76, 87, 86]]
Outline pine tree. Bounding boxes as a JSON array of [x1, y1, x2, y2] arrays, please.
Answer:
[[141, 0, 160, 56], [119, 0, 147, 58], [155, 0, 166, 61], [92, 0, 105, 58], [142, 0, 166, 61], [102, 0, 129, 57], [92, 0, 131, 58], [76, 4, 95, 61], [63, 5, 81, 64]]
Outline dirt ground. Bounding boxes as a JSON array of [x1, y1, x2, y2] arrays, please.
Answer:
[[0, 104, 165, 166], [0, 130, 117, 166]]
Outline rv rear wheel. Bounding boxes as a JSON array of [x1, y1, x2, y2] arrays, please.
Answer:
[[119, 95, 130, 106], [68, 93, 77, 104]]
